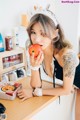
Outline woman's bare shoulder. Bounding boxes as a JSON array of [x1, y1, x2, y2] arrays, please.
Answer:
[[62, 48, 77, 58], [61, 48, 79, 67]]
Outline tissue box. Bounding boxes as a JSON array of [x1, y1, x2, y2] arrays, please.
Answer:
[[0, 83, 22, 100]]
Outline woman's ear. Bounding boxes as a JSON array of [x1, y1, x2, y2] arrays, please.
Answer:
[[52, 29, 60, 43], [52, 29, 59, 39], [55, 29, 59, 36]]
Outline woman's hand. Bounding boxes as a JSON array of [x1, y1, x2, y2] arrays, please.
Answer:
[[30, 51, 44, 67], [17, 88, 33, 101]]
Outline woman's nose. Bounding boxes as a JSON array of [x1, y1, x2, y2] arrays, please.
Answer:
[[35, 35, 41, 43]]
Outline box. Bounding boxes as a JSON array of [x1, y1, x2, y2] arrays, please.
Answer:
[[0, 82, 22, 100]]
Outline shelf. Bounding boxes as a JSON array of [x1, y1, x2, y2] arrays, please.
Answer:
[[0, 47, 27, 81], [2, 63, 25, 74], [0, 48, 24, 58]]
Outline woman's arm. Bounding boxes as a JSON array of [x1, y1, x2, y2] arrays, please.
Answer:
[[30, 51, 44, 88], [42, 52, 78, 96], [30, 70, 42, 88]]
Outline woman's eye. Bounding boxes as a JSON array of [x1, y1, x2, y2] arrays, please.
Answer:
[[31, 31, 36, 34]]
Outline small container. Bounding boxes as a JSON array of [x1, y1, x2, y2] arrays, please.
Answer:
[[9, 56, 14, 66], [12, 55, 16, 65], [0, 113, 7, 120], [15, 54, 21, 64], [3, 57, 9, 68], [0, 103, 7, 120]]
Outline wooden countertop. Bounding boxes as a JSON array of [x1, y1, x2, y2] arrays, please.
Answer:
[[0, 77, 58, 120]]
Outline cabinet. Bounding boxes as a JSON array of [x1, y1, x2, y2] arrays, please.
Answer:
[[0, 48, 27, 81]]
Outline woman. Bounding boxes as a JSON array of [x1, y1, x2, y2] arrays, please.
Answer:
[[17, 7, 80, 119]]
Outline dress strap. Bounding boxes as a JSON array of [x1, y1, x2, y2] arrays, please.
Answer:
[[53, 59, 60, 104]]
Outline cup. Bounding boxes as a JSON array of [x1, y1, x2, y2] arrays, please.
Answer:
[[9, 71, 17, 81]]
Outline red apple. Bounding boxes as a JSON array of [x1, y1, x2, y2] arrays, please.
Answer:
[[29, 44, 42, 57]]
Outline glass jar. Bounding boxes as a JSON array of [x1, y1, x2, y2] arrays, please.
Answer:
[[5, 36, 13, 51], [3, 57, 9, 68]]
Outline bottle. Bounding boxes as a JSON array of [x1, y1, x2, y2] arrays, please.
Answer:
[[2, 74, 9, 83], [12, 27, 19, 49], [9, 56, 14, 66], [0, 33, 4, 52], [17, 26, 28, 48], [5, 32, 13, 51], [15, 33, 19, 47], [15, 54, 21, 64]]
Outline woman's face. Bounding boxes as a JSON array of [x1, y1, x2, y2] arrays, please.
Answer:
[[30, 22, 58, 50]]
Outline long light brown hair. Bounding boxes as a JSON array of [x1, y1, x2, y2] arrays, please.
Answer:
[[27, 14, 72, 50]]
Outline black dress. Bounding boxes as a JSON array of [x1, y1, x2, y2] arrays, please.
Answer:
[[54, 58, 80, 88]]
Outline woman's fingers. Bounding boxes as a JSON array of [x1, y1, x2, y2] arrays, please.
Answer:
[[30, 53, 35, 62], [17, 91, 27, 99], [37, 51, 44, 64], [21, 97, 28, 101], [18, 95, 24, 99], [39, 52, 44, 64], [30, 50, 44, 66], [36, 51, 42, 60], [30, 53, 35, 65], [35, 51, 43, 64], [17, 92, 23, 96], [17, 89, 25, 96], [17, 88, 33, 101]]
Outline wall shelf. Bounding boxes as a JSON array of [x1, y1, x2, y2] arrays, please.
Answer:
[[0, 48, 27, 81]]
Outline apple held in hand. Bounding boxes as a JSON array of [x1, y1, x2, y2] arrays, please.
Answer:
[[29, 44, 42, 57]]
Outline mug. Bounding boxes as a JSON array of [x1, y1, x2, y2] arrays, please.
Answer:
[[9, 71, 17, 81], [16, 68, 26, 78], [20, 68, 26, 76]]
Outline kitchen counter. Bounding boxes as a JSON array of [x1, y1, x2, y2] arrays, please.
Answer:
[[0, 77, 58, 120]]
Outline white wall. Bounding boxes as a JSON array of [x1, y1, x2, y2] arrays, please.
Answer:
[[53, 1, 79, 53], [0, 0, 80, 52], [77, 4, 80, 52], [0, 0, 53, 33]]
